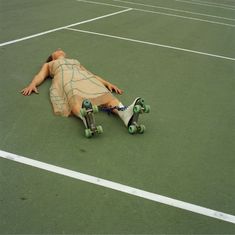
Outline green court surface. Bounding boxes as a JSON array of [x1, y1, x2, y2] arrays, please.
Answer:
[[0, 0, 235, 234]]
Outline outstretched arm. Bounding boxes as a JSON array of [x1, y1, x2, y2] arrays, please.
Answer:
[[80, 65, 123, 94], [21, 63, 50, 96], [95, 74, 123, 94]]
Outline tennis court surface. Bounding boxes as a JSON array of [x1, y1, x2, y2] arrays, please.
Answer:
[[0, 0, 235, 233]]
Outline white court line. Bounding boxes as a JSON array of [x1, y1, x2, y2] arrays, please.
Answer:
[[0, 8, 132, 47], [66, 28, 235, 61], [130, 7, 235, 27], [191, 0, 235, 9], [77, 0, 235, 27], [110, 0, 235, 21], [76, 0, 129, 9], [175, 0, 235, 10], [0, 150, 235, 224]]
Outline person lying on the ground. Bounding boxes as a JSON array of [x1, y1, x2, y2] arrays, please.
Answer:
[[21, 49, 149, 136]]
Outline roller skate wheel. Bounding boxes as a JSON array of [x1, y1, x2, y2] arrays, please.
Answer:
[[92, 105, 99, 113], [134, 105, 142, 113], [85, 128, 93, 138], [128, 125, 137, 134], [144, 105, 150, 113], [83, 99, 91, 108], [138, 124, 146, 134], [138, 98, 145, 105], [80, 108, 87, 117], [96, 125, 103, 134]]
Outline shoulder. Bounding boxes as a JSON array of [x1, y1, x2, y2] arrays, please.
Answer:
[[41, 63, 50, 71]]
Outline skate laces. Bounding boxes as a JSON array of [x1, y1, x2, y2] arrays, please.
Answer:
[[100, 106, 128, 115]]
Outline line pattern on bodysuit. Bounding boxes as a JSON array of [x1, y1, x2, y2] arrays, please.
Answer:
[[50, 59, 110, 115]]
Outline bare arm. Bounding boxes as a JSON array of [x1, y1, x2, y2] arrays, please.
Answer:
[[21, 63, 50, 96], [80, 65, 123, 94], [95, 74, 123, 94]]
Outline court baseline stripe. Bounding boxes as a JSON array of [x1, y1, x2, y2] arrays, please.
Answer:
[[175, 0, 235, 10], [190, 0, 235, 9], [76, 0, 235, 27], [109, 0, 235, 21], [0, 8, 132, 47], [66, 28, 235, 61], [0, 150, 235, 224], [76, 0, 129, 9], [134, 8, 235, 27]]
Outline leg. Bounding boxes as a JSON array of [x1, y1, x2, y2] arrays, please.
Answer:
[[71, 104, 81, 117], [104, 97, 150, 134], [103, 97, 134, 125], [70, 102, 89, 129], [72, 99, 103, 138], [102, 98, 123, 114]]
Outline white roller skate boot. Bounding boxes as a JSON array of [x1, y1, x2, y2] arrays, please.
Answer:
[[117, 97, 150, 134]]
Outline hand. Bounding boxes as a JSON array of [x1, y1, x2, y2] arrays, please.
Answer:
[[21, 84, 39, 96], [106, 82, 123, 94]]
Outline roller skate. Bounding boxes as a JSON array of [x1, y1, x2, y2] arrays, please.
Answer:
[[80, 99, 103, 138], [117, 97, 150, 134], [127, 97, 150, 134]]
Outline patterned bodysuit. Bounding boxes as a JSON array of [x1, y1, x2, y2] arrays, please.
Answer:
[[48, 58, 115, 116]]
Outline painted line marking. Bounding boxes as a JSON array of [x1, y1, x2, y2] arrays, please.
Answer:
[[76, 0, 129, 9], [109, 0, 235, 21], [0, 8, 132, 47], [76, 0, 235, 27], [175, 0, 235, 10], [189, 0, 235, 9], [66, 28, 235, 61], [0, 150, 235, 224], [132, 8, 235, 27]]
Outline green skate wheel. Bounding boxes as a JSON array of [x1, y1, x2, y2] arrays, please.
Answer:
[[96, 125, 103, 134], [80, 108, 87, 117], [134, 105, 142, 113], [92, 105, 99, 113], [128, 125, 137, 134], [85, 128, 92, 138], [138, 124, 146, 134], [83, 99, 91, 108], [144, 105, 150, 113], [138, 98, 145, 106]]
